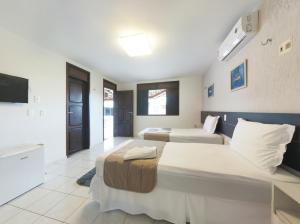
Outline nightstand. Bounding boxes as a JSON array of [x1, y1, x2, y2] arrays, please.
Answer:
[[272, 181, 300, 224]]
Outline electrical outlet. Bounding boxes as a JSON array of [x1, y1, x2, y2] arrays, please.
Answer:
[[27, 109, 35, 117], [279, 39, 292, 56], [34, 96, 41, 104], [40, 110, 45, 117]]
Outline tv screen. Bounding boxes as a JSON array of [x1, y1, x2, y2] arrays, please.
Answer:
[[0, 73, 28, 103]]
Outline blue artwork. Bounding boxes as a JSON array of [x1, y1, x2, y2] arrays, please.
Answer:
[[208, 84, 214, 97], [231, 61, 247, 91]]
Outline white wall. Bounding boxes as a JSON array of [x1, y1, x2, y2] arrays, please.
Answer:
[[0, 27, 105, 164], [202, 0, 300, 113], [118, 75, 202, 136]]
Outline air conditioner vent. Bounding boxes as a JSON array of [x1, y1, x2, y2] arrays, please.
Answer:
[[218, 11, 259, 61]]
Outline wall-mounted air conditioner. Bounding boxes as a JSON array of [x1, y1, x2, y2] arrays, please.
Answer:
[[218, 11, 259, 61]]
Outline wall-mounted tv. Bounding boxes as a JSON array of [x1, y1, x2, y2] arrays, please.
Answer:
[[0, 73, 28, 103]]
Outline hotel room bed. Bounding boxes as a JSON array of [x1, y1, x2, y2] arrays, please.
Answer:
[[90, 139, 300, 224], [138, 128, 224, 144]]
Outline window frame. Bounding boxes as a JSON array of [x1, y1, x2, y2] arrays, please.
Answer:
[[137, 81, 179, 116]]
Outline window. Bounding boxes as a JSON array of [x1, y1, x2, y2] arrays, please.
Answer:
[[137, 81, 179, 116], [148, 89, 166, 115]]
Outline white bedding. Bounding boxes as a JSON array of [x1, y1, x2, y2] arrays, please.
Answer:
[[90, 140, 300, 224], [138, 128, 224, 144]]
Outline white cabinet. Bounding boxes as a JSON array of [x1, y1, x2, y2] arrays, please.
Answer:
[[272, 181, 300, 224], [0, 144, 45, 206]]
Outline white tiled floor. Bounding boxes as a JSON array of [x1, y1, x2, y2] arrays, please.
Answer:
[[0, 137, 170, 224]]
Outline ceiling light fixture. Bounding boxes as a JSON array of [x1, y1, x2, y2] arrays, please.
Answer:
[[119, 33, 152, 57]]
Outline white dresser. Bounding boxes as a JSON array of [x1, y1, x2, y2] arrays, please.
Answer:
[[0, 144, 45, 206]]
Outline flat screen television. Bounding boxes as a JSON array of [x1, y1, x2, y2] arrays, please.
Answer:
[[0, 73, 28, 103]]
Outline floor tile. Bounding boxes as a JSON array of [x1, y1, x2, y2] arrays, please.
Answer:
[[66, 200, 100, 224], [75, 160, 95, 169], [9, 187, 51, 209], [33, 216, 63, 224], [92, 210, 127, 224], [55, 178, 80, 194], [5, 210, 40, 224], [70, 186, 90, 198], [56, 158, 93, 169], [40, 176, 68, 190], [60, 166, 90, 178], [0, 205, 22, 224], [44, 173, 59, 183], [41, 176, 79, 194], [27, 191, 67, 215], [75, 154, 97, 162], [68, 153, 89, 161], [45, 163, 65, 176], [45, 195, 86, 222], [54, 158, 78, 167]]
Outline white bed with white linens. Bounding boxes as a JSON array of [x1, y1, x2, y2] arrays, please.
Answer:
[[138, 115, 224, 144], [90, 118, 300, 224], [138, 127, 224, 144]]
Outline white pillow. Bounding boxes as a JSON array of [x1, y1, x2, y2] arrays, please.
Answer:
[[230, 118, 295, 173], [203, 115, 220, 134]]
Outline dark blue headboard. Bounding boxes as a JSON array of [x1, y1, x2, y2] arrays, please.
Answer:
[[201, 111, 300, 173]]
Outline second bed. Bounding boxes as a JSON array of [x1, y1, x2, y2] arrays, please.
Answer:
[[138, 128, 224, 144]]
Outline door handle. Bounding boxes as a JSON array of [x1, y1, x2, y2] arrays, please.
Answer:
[[68, 112, 73, 114]]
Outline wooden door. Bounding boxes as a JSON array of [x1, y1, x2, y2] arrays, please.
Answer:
[[115, 90, 133, 137], [66, 63, 90, 156]]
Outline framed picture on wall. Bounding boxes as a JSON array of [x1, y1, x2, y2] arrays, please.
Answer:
[[231, 60, 247, 91], [208, 84, 214, 97]]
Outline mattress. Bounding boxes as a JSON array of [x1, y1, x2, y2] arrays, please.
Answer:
[[138, 128, 224, 144], [91, 140, 300, 224]]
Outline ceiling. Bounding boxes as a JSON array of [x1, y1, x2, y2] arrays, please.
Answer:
[[0, 0, 261, 82]]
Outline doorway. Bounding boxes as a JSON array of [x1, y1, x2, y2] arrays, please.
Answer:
[[103, 79, 117, 140], [66, 63, 90, 156], [115, 90, 134, 137]]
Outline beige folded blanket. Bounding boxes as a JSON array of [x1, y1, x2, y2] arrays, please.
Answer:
[[103, 140, 166, 193], [144, 132, 170, 142]]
